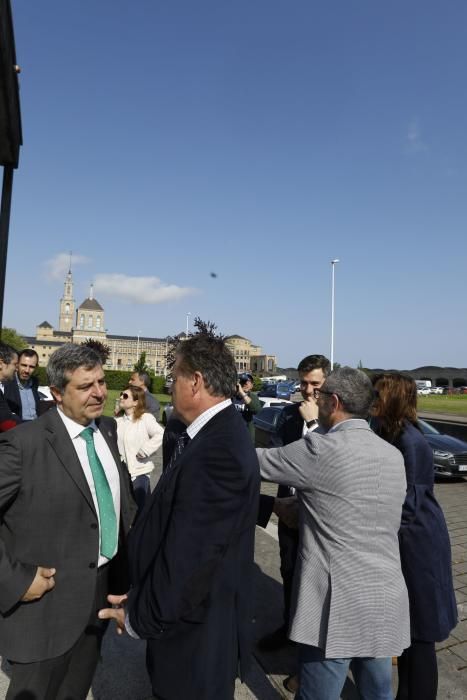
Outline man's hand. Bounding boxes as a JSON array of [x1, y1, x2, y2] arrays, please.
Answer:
[[98, 593, 128, 635], [298, 398, 318, 423], [273, 496, 299, 529], [22, 566, 56, 602]]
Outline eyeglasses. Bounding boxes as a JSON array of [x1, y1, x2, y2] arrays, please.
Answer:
[[120, 392, 129, 400], [313, 388, 339, 400]]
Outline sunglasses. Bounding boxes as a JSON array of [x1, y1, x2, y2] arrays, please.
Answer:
[[120, 392, 130, 400]]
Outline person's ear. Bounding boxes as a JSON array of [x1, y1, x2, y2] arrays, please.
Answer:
[[50, 386, 63, 405], [192, 371, 203, 395]]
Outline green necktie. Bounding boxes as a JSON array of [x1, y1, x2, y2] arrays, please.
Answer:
[[80, 427, 118, 559]]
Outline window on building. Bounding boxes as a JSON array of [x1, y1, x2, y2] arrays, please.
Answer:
[[80, 314, 84, 329], [65, 303, 70, 314], [96, 316, 101, 330], [88, 315, 93, 329]]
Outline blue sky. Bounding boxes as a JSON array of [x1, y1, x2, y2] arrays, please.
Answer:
[[4, 0, 467, 369]]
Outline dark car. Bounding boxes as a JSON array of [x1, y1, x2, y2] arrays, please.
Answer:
[[253, 409, 467, 479], [258, 383, 278, 398], [276, 381, 296, 400], [419, 419, 467, 479], [253, 405, 286, 447]]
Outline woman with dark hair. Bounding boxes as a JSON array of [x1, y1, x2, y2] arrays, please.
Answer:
[[116, 385, 163, 511], [371, 373, 457, 700]]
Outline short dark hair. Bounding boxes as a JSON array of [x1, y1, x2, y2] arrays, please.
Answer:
[[297, 354, 331, 376], [132, 371, 151, 390], [239, 372, 253, 386], [0, 342, 18, 364], [322, 367, 374, 418], [176, 335, 237, 398], [19, 348, 39, 364], [47, 344, 102, 392]]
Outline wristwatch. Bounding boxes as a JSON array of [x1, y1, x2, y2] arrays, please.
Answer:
[[306, 419, 319, 429]]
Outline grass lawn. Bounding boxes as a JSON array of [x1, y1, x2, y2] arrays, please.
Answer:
[[417, 395, 467, 416], [103, 389, 171, 419]]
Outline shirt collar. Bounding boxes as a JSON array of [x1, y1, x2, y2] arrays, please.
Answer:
[[57, 407, 97, 439], [327, 418, 368, 433], [16, 373, 33, 390], [186, 398, 232, 440]]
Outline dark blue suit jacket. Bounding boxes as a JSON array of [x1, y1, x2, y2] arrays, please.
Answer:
[[127, 404, 260, 700], [3, 375, 41, 420]]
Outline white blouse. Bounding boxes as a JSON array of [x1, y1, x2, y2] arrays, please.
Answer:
[[116, 412, 164, 479]]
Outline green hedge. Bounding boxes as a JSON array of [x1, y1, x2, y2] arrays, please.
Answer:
[[35, 367, 165, 393]]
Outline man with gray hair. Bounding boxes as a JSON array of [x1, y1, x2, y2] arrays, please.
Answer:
[[0, 343, 136, 700], [257, 367, 410, 700], [100, 333, 260, 700]]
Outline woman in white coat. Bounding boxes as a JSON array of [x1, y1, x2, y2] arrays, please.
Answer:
[[116, 385, 163, 511]]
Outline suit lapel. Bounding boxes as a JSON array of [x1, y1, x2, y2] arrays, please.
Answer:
[[44, 409, 96, 514], [97, 417, 121, 467]]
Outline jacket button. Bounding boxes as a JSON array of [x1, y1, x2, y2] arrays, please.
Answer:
[[89, 562, 96, 569], [90, 523, 98, 529]]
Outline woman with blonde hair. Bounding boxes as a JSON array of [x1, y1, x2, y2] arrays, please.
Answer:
[[371, 373, 457, 700], [116, 385, 163, 512]]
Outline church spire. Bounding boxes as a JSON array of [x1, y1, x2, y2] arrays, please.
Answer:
[[58, 266, 75, 332]]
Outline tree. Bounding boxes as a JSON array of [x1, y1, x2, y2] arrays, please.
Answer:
[[0, 327, 27, 350], [165, 317, 225, 374], [192, 316, 224, 339], [82, 338, 111, 364], [133, 351, 151, 374]]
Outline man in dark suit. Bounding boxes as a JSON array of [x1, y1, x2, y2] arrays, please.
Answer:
[[0, 344, 136, 700], [0, 342, 19, 432], [3, 348, 41, 420], [100, 334, 260, 700], [257, 354, 330, 652]]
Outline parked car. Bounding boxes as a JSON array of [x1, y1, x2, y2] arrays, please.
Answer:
[[253, 405, 286, 447], [419, 419, 467, 479], [258, 383, 278, 398], [417, 387, 431, 396], [258, 398, 292, 409], [162, 396, 290, 428], [276, 380, 297, 400], [429, 387, 444, 395], [37, 386, 55, 415]]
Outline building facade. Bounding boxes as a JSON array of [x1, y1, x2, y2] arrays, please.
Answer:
[[225, 335, 277, 376], [24, 271, 276, 376]]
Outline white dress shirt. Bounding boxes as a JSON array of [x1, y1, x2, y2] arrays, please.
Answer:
[[57, 408, 121, 567]]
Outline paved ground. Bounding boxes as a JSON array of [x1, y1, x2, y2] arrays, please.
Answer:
[[1, 468, 467, 698]]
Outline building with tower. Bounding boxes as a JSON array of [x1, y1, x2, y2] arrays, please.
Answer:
[[23, 269, 276, 376]]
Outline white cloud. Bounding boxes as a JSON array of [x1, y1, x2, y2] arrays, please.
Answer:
[[44, 252, 90, 281], [406, 118, 428, 154], [93, 274, 199, 304]]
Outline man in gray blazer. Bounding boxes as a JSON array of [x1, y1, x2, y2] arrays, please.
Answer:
[[257, 367, 410, 700], [0, 344, 136, 700]]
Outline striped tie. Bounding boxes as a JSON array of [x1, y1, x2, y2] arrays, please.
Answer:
[[80, 427, 118, 559], [161, 431, 190, 482]]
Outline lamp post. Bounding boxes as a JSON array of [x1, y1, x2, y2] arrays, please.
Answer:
[[330, 259, 340, 370], [186, 312, 191, 336]]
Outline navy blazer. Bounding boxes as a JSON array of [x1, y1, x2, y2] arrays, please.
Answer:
[[127, 404, 260, 700], [391, 421, 457, 641]]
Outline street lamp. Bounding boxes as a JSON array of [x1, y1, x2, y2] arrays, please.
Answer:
[[186, 312, 191, 336], [330, 259, 340, 370]]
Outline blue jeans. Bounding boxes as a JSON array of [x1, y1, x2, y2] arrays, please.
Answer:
[[295, 644, 393, 700]]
